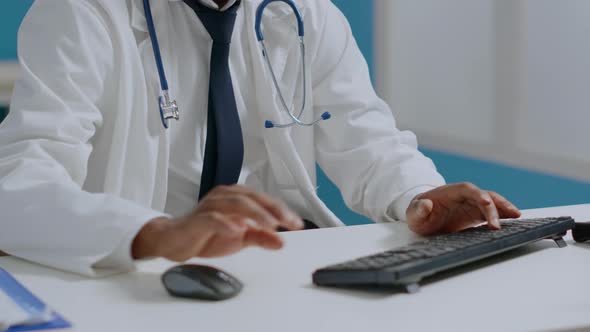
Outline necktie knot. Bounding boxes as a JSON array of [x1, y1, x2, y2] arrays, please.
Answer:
[[184, 0, 241, 44]]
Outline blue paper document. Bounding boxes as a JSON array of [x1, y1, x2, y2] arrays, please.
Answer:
[[0, 267, 70, 332]]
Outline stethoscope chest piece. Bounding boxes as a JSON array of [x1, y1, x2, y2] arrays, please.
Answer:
[[159, 91, 179, 129]]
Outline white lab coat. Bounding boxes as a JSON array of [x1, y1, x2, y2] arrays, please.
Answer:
[[0, 0, 445, 276]]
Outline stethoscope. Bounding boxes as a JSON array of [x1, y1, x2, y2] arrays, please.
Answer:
[[143, 0, 331, 130]]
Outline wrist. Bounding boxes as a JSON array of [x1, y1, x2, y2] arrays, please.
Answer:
[[132, 217, 173, 259]]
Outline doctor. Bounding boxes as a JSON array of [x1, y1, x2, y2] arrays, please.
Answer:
[[0, 0, 520, 276]]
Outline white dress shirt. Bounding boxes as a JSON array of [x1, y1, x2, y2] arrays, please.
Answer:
[[164, 0, 267, 217]]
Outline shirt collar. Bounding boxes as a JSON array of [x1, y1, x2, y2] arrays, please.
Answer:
[[133, 0, 306, 32], [198, 0, 238, 11], [166, 0, 237, 11]]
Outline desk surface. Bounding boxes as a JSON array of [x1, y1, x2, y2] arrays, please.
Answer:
[[2, 204, 590, 332]]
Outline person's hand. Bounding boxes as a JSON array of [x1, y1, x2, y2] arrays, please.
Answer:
[[406, 183, 521, 236], [132, 185, 304, 261]]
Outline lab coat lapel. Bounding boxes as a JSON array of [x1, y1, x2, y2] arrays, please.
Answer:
[[130, 0, 148, 32], [243, 1, 344, 227]]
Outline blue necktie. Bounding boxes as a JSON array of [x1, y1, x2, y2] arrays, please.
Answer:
[[183, 0, 244, 200]]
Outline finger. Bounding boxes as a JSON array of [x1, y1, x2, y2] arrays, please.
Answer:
[[446, 182, 489, 203], [211, 214, 249, 234], [440, 205, 487, 234], [406, 198, 439, 235], [162, 213, 230, 262], [450, 183, 500, 229], [243, 228, 284, 250], [202, 194, 281, 229], [475, 191, 500, 230], [237, 190, 303, 230], [488, 191, 521, 219], [227, 215, 283, 249], [208, 186, 303, 230], [408, 198, 434, 220], [191, 216, 255, 258], [193, 213, 244, 249]]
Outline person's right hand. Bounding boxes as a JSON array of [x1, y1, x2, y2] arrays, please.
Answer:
[[131, 185, 304, 261]]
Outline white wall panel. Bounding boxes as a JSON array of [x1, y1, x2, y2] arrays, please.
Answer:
[[376, 0, 496, 144], [375, 0, 590, 181], [518, 0, 590, 163]]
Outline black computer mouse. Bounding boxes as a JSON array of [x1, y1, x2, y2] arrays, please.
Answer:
[[161, 264, 243, 301]]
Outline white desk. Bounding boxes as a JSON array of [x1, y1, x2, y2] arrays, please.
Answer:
[[2, 204, 590, 332]]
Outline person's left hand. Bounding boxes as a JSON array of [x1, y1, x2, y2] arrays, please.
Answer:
[[406, 183, 521, 236]]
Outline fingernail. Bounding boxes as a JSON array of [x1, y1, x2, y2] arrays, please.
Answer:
[[418, 205, 428, 217], [289, 214, 304, 228], [295, 218, 304, 228], [413, 199, 425, 214]]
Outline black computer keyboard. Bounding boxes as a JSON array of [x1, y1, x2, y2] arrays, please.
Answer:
[[313, 217, 575, 293]]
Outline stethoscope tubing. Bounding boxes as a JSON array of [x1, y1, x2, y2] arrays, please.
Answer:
[[144, 0, 330, 130], [143, 0, 169, 92]]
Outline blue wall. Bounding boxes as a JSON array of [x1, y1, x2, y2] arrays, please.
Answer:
[[331, 0, 374, 76], [0, 1, 372, 61], [0, 1, 34, 60], [425, 149, 590, 209]]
